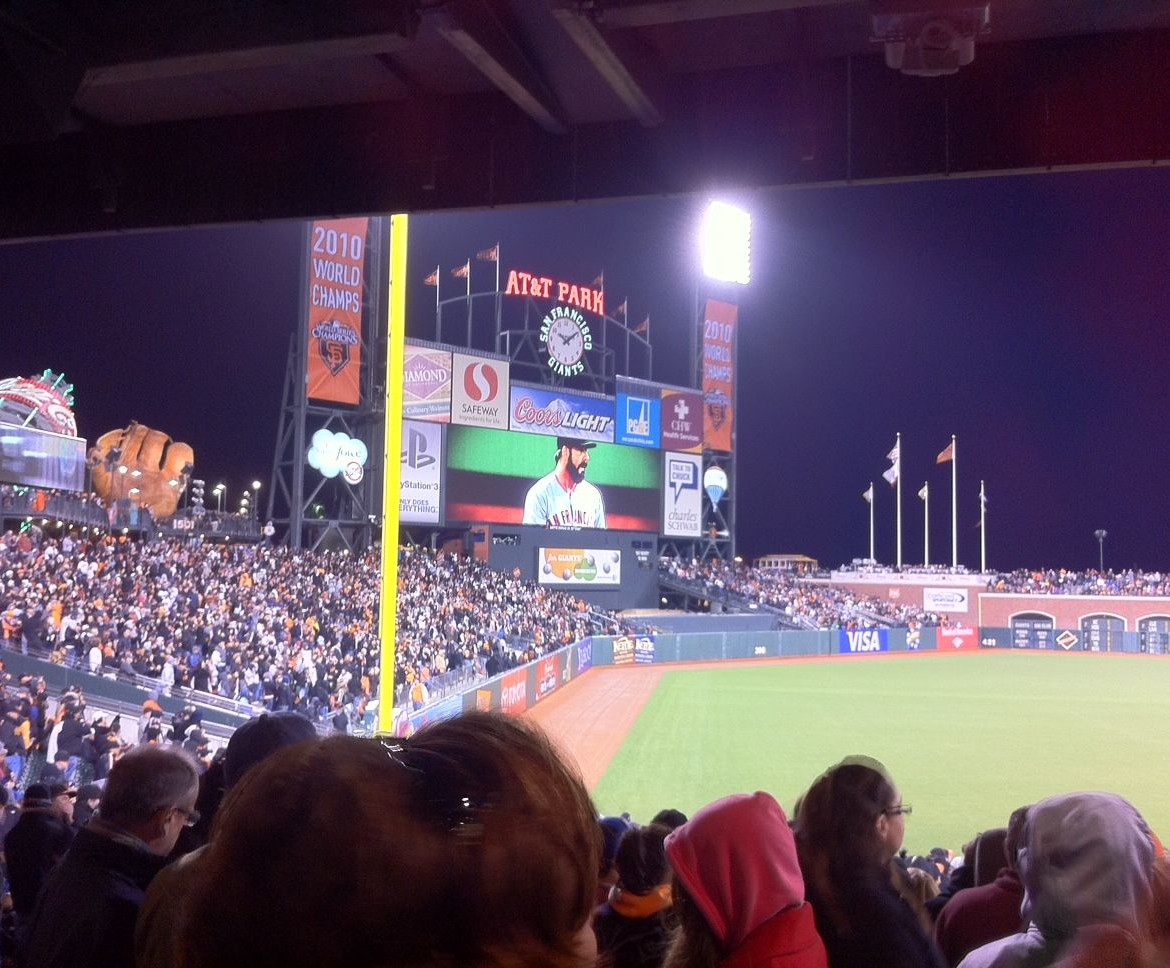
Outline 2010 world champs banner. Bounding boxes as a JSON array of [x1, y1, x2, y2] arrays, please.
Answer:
[[306, 218, 369, 405], [702, 299, 737, 452]]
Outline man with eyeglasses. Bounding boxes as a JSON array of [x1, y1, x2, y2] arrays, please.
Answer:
[[23, 745, 200, 968]]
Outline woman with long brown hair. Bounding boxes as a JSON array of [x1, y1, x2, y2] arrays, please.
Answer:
[[794, 757, 945, 968], [177, 711, 601, 967]]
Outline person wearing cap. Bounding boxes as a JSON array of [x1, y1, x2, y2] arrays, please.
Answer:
[[522, 436, 606, 529], [73, 783, 104, 829], [24, 745, 200, 968], [3, 782, 75, 955]]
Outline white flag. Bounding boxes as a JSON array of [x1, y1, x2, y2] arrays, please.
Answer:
[[918, 483, 929, 501], [862, 485, 874, 504], [887, 441, 900, 463], [882, 460, 899, 486]]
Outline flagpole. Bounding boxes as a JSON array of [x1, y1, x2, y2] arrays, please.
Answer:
[[434, 264, 441, 342], [895, 432, 902, 569], [494, 243, 501, 338], [869, 482, 875, 562], [980, 479, 987, 573], [465, 260, 473, 347], [950, 434, 957, 569], [923, 484, 930, 566]]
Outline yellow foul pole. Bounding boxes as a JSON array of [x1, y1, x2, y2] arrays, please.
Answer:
[[377, 214, 408, 735]]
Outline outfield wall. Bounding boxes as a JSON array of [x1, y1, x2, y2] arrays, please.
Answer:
[[394, 625, 950, 733]]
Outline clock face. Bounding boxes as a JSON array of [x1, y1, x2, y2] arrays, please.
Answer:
[[548, 317, 585, 366]]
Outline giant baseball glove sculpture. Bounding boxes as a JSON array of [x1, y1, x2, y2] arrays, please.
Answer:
[[90, 422, 195, 520]]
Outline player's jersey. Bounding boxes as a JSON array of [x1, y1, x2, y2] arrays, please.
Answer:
[[523, 472, 606, 529]]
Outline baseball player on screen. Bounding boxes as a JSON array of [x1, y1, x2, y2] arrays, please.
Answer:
[[522, 436, 607, 529]]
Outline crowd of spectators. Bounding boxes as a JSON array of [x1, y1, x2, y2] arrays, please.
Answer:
[[2, 715, 1167, 967], [988, 567, 1170, 596], [660, 557, 943, 629], [0, 530, 632, 730]]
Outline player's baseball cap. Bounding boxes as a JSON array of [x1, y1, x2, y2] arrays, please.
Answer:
[[556, 437, 596, 451]]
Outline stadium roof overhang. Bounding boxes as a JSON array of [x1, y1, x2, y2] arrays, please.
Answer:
[[2, 0, 1170, 242]]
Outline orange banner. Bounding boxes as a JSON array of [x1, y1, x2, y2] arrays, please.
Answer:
[[306, 217, 369, 404], [702, 299, 737, 452]]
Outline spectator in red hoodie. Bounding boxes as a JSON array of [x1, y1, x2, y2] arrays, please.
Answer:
[[662, 791, 828, 968]]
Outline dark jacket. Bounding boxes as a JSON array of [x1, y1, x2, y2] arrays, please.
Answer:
[[3, 808, 74, 918], [23, 825, 170, 968], [594, 889, 673, 968], [806, 876, 947, 968]]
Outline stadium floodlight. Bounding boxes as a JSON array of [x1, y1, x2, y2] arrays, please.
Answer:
[[251, 480, 262, 491], [700, 200, 752, 285], [1094, 529, 1107, 571]]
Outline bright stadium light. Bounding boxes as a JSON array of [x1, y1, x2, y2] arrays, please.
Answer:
[[700, 200, 752, 285]]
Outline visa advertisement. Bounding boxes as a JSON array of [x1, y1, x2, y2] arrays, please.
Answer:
[[509, 383, 615, 443], [450, 353, 509, 430], [615, 378, 662, 448], [399, 419, 443, 524], [663, 452, 702, 538], [837, 629, 890, 654], [403, 344, 452, 422], [538, 547, 622, 585]]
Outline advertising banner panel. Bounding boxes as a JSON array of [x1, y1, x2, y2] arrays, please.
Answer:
[[615, 379, 661, 448], [451, 353, 509, 429], [837, 629, 890, 654], [306, 217, 368, 405], [535, 656, 559, 702], [0, 425, 86, 491], [923, 587, 970, 613], [577, 638, 594, 675], [537, 548, 622, 585], [500, 668, 527, 715], [701, 299, 737, 452], [660, 388, 703, 453], [402, 694, 462, 736], [663, 452, 702, 537], [634, 636, 656, 664], [509, 383, 615, 443], [939, 625, 977, 650], [445, 425, 660, 531], [400, 420, 443, 524], [403, 345, 452, 422], [613, 635, 636, 665]]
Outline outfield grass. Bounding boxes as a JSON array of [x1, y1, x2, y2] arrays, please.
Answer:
[[591, 651, 1170, 853]]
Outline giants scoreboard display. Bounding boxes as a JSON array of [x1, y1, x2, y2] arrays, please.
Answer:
[[399, 340, 715, 537]]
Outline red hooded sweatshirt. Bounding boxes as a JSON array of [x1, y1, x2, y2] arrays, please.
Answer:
[[665, 792, 828, 968]]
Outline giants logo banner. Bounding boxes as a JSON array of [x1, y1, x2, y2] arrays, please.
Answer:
[[451, 353, 509, 429], [403, 345, 452, 422], [306, 218, 368, 405], [660, 388, 703, 453], [701, 299, 737, 452]]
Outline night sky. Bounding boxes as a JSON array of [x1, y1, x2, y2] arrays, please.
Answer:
[[3, 164, 1169, 572]]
